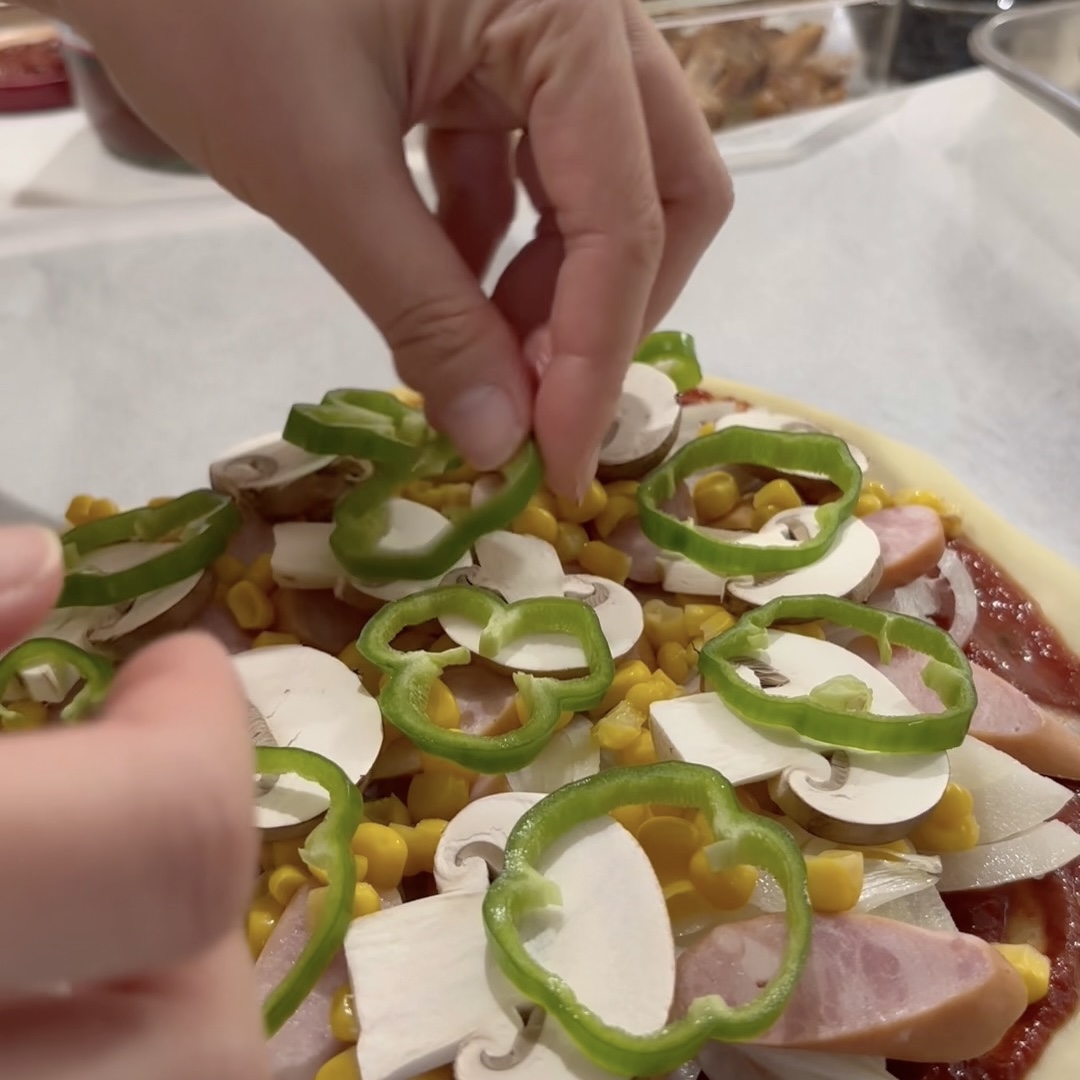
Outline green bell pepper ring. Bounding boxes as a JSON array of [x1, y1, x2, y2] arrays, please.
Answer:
[[633, 330, 703, 393], [636, 428, 861, 577], [699, 594, 976, 753], [357, 585, 615, 773], [333, 441, 543, 583], [57, 489, 242, 608], [0, 639, 113, 724], [483, 761, 812, 1077], [256, 746, 363, 1036], [283, 389, 449, 470]]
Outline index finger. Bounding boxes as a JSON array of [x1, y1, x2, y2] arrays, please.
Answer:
[[515, 0, 665, 498], [0, 633, 256, 990]]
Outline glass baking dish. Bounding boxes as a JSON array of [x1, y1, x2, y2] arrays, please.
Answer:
[[646, 0, 902, 131]]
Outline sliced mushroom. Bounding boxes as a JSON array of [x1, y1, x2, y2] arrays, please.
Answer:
[[712, 408, 870, 474], [88, 570, 214, 660], [345, 498, 474, 603], [234, 645, 383, 836], [597, 364, 681, 481], [770, 749, 951, 847], [348, 789, 675, 1080], [438, 532, 643, 674], [209, 433, 369, 522], [270, 522, 342, 590], [655, 631, 950, 845], [669, 398, 747, 455], [726, 508, 883, 607], [3, 541, 213, 697]]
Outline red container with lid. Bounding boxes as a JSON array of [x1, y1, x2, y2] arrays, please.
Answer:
[[0, 6, 72, 113], [57, 23, 196, 172]]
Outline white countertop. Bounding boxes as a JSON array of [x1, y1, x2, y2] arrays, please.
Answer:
[[2, 70, 1079, 564]]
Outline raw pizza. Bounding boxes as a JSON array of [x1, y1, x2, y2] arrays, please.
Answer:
[[2, 334, 1079, 1080]]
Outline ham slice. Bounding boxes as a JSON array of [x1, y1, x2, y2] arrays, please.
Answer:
[[863, 506, 946, 592], [862, 645, 1080, 779], [255, 887, 349, 1080], [673, 913, 1027, 1062], [441, 663, 518, 736]]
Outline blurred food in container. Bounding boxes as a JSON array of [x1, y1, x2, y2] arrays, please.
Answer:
[[646, 0, 901, 130], [0, 4, 72, 113], [56, 23, 196, 172], [890, 0, 1057, 83]]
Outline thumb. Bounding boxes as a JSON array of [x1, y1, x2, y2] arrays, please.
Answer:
[[0, 527, 64, 651], [268, 137, 534, 473]]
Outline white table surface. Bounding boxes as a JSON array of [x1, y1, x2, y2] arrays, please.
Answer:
[[1, 70, 1078, 565]]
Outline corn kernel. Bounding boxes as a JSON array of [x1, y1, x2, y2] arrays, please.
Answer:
[[247, 907, 278, 959], [351, 823, 409, 891], [392, 387, 425, 410], [617, 729, 658, 767], [714, 498, 756, 532], [353, 881, 382, 918], [855, 493, 884, 518], [407, 772, 470, 823], [656, 640, 691, 685], [643, 599, 688, 649], [663, 878, 713, 924], [594, 494, 638, 538], [87, 497, 121, 521], [64, 494, 95, 526], [556, 481, 608, 524], [339, 644, 382, 695], [699, 609, 736, 642], [391, 819, 448, 876], [271, 838, 306, 869], [625, 678, 680, 715], [690, 810, 714, 847], [692, 471, 739, 522], [610, 803, 651, 836], [636, 636, 657, 672], [417, 752, 478, 781], [306, 886, 328, 934], [252, 631, 301, 649], [689, 850, 759, 910], [682, 604, 723, 641], [362, 794, 412, 827], [1, 700, 48, 731], [315, 1048, 362, 1080], [212, 555, 248, 586], [553, 521, 589, 565], [146, 496, 174, 508], [862, 480, 893, 508], [909, 782, 980, 853], [530, 489, 558, 516], [805, 850, 864, 913], [606, 480, 639, 498], [427, 678, 461, 730], [245, 553, 276, 592], [593, 701, 648, 751], [354, 854, 370, 882], [578, 540, 632, 585], [894, 488, 947, 515], [330, 985, 360, 1042], [591, 660, 652, 717], [637, 815, 700, 884], [227, 580, 276, 631], [697, 421, 716, 436], [511, 505, 559, 545], [752, 479, 802, 513], [993, 943, 1051, 1004], [267, 864, 308, 906], [437, 482, 473, 510]]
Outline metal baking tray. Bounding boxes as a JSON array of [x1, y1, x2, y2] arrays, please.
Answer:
[[969, 0, 1080, 132]]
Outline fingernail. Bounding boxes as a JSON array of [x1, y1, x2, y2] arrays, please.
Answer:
[[524, 327, 553, 379], [0, 526, 63, 598], [440, 385, 525, 471]]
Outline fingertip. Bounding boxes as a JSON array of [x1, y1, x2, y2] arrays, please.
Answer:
[[0, 526, 64, 649]]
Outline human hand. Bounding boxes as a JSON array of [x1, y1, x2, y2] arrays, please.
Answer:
[[0, 526, 267, 1080], [49, 0, 732, 498]]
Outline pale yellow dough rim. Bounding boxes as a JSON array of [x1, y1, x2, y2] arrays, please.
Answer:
[[699, 376, 1079, 1080]]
